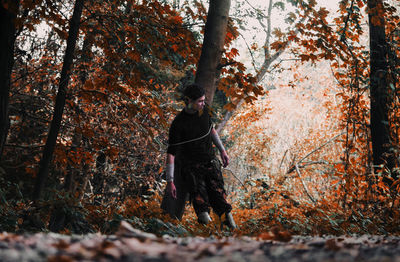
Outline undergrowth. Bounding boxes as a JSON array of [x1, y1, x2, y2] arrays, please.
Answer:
[[2, 174, 400, 238]]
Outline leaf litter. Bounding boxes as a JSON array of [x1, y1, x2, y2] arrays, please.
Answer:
[[1, 221, 400, 261]]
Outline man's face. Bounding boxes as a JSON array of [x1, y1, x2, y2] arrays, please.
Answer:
[[190, 95, 206, 111]]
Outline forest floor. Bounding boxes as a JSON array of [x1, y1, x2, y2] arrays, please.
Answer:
[[1, 221, 400, 262]]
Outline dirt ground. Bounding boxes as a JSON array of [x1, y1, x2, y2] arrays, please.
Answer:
[[1, 221, 400, 262]]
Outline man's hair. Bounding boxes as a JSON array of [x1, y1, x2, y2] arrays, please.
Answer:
[[183, 84, 205, 101]]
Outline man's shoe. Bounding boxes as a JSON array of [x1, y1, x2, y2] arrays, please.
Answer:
[[198, 212, 212, 225], [222, 212, 237, 229]]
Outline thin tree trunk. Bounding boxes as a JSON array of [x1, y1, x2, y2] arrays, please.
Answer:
[[0, 1, 19, 160], [74, 31, 94, 201], [195, 0, 231, 105], [368, 0, 393, 171], [33, 0, 85, 201]]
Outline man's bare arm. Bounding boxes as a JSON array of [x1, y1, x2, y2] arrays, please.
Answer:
[[166, 153, 176, 198], [166, 153, 175, 180], [211, 128, 229, 167]]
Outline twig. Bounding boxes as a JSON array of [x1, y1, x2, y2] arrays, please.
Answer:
[[297, 160, 330, 168], [295, 164, 316, 204], [217, 61, 237, 70], [339, 0, 355, 42], [287, 132, 345, 174], [223, 168, 247, 192], [238, 31, 258, 72], [5, 143, 44, 149], [279, 149, 288, 169]]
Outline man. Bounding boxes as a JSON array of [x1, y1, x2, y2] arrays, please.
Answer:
[[164, 83, 236, 228]]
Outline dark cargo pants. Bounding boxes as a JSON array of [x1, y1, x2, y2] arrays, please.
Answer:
[[182, 159, 232, 217]]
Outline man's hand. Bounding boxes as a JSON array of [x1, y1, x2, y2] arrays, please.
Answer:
[[220, 150, 229, 168], [166, 181, 177, 199]]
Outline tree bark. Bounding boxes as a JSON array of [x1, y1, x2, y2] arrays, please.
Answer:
[[33, 0, 84, 201], [195, 0, 231, 105], [368, 0, 393, 170], [0, 1, 19, 160]]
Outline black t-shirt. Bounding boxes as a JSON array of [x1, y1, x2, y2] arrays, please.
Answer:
[[167, 106, 214, 162]]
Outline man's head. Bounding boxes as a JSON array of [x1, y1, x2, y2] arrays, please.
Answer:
[[184, 84, 205, 101], [183, 84, 206, 111]]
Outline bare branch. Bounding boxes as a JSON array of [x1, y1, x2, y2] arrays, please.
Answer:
[[263, 0, 273, 60], [295, 164, 316, 203], [217, 61, 237, 70], [287, 132, 345, 174], [5, 143, 44, 149], [238, 32, 258, 72], [223, 168, 248, 192]]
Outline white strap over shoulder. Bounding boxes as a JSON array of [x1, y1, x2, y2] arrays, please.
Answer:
[[168, 124, 213, 147]]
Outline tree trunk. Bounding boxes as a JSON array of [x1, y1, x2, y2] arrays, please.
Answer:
[[74, 31, 95, 201], [33, 0, 84, 201], [368, 0, 393, 171], [0, 1, 19, 160], [195, 0, 231, 105]]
